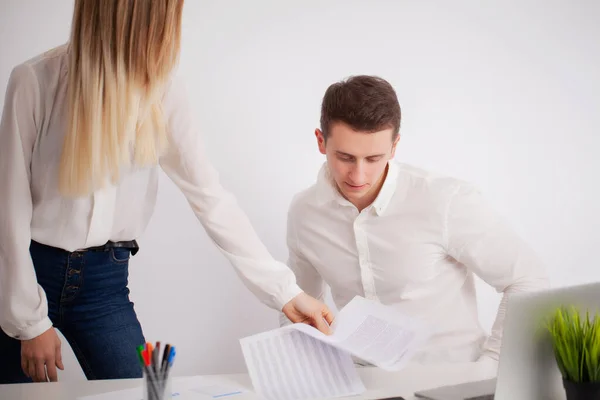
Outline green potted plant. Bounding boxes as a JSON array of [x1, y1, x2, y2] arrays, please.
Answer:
[[546, 306, 600, 399]]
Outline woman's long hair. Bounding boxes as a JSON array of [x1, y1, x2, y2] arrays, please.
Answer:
[[59, 0, 184, 196]]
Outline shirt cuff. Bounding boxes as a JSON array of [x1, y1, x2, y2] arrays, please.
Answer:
[[3, 316, 53, 341], [274, 283, 303, 311]]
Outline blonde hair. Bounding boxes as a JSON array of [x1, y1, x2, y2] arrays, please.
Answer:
[[59, 0, 184, 196]]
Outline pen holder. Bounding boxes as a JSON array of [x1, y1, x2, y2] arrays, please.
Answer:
[[142, 368, 172, 400]]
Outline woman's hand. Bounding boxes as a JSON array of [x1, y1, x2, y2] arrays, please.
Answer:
[[282, 292, 335, 334], [21, 327, 64, 382]]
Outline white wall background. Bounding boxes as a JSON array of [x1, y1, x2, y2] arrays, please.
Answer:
[[1, 0, 599, 380]]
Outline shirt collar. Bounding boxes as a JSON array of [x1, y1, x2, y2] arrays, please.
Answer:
[[315, 160, 399, 216], [372, 161, 398, 215]]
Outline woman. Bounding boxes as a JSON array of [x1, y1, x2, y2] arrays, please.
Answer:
[[0, 0, 333, 384]]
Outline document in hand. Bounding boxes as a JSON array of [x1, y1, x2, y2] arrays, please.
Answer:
[[239, 296, 431, 400]]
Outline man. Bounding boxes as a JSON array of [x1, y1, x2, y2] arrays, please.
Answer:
[[280, 75, 549, 367]]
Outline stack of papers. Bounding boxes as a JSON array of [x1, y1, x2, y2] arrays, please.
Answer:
[[240, 296, 431, 400]]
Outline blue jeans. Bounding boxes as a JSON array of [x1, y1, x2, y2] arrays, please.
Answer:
[[0, 241, 145, 383]]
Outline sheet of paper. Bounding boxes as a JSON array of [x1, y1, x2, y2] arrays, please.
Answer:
[[240, 327, 365, 400], [327, 296, 431, 370], [285, 296, 432, 371]]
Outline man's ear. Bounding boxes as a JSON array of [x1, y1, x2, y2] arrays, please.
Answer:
[[315, 129, 326, 155], [390, 134, 400, 158]]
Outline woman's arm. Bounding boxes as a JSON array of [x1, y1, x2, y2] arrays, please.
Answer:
[[0, 63, 53, 341], [158, 74, 332, 332]]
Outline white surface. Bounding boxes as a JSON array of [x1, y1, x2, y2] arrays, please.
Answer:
[[0, 0, 599, 378], [0, 363, 504, 400], [76, 377, 247, 400]]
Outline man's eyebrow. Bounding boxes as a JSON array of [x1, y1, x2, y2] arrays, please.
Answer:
[[335, 151, 386, 158]]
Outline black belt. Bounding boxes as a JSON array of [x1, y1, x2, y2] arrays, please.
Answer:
[[86, 240, 139, 256]]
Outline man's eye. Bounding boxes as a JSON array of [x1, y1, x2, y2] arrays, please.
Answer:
[[367, 157, 383, 162]]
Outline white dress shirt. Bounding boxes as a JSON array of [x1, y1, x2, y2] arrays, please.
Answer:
[[281, 161, 549, 363], [0, 44, 302, 340]]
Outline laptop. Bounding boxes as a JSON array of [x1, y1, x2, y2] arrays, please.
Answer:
[[414, 281, 600, 400]]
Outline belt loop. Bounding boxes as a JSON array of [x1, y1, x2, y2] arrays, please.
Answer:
[[131, 240, 139, 256]]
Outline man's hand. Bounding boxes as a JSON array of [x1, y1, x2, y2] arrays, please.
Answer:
[[21, 327, 64, 382], [282, 292, 334, 334]]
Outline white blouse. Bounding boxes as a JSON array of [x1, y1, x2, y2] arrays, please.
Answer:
[[0, 44, 302, 340]]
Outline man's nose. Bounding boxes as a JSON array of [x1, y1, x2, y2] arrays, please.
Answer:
[[349, 161, 366, 182]]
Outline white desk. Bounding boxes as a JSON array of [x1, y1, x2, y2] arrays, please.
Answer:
[[0, 362, 497, 400]]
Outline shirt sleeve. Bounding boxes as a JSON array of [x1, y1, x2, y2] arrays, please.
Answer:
[[445, 183, 550, 360], [158, 74, 302, 311], [279, 203, 327, 327], [0, 64, 53, 340]]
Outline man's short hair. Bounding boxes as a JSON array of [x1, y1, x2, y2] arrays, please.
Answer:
[[320, 75, 401, 141]]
